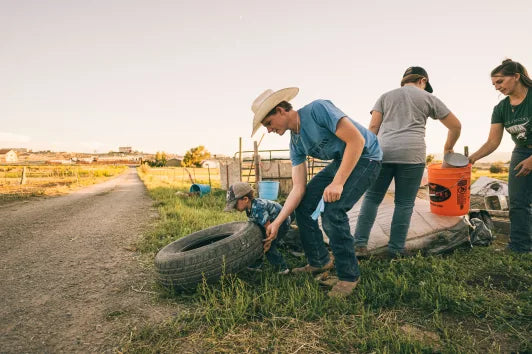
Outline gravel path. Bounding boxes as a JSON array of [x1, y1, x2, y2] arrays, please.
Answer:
[[0, 168, 171, 353]]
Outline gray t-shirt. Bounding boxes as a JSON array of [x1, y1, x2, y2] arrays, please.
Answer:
[[372, 85, 451, 164]]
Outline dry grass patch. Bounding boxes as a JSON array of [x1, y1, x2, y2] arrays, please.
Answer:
[[0, 165, 128, 203]]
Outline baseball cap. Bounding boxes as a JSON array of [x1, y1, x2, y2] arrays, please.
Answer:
[[403, 66, 433, 93], [224, 182, 253, 212]]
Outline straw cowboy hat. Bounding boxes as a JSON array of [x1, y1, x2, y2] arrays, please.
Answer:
[[251, 87, 299, 137]]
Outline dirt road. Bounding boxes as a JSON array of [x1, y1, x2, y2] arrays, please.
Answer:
[[0, 168, 171, 353]]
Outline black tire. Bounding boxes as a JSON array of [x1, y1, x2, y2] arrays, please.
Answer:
[[155, 221, 263, 291]]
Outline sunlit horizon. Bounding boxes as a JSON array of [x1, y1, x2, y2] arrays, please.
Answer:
[[1, 0, 530, 161]]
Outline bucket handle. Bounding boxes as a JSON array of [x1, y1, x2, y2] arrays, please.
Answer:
[[446, 173, 470, 190]]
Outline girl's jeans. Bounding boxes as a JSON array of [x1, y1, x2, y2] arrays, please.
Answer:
[[508, 147, 532, 253], [295, 158, 381, 282], [354, 163, 425, 254]]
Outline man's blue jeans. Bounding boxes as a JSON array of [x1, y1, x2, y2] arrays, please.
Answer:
[[508, 147, 532, 253], [354, 163, 425, 254], [295, 158, 381, 282]]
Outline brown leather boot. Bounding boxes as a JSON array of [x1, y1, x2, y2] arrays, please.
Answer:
[[327, 279, 360, 298], [291, 258, 334, 274], [355, 246, 369, 257]]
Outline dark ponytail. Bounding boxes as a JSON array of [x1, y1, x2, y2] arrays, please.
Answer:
[[491, 59, 532, 88]]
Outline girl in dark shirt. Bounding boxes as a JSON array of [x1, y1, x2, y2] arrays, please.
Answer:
[[469, 59, 532, 253]]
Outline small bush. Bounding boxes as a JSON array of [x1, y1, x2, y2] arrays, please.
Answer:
[[140, 163, 151, 174], [489, 163, 503, 173]]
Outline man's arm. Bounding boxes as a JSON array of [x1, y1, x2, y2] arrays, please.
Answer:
[[264, 162, 307, 251], [322, 117, 365, 203]]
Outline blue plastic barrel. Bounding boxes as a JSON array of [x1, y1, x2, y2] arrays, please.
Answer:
[[258, 181, 280, 200], [190, 184, 211, 196]]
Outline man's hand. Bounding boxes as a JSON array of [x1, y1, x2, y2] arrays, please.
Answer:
[[323, 182, 343, 203], [264, 222, 280, 252], [515, 155, 532, 177]]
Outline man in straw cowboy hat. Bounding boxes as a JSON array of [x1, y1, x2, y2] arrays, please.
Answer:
[[251, 87, 382, 298]]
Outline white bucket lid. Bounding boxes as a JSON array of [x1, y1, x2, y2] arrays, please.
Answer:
[[443, 153, 469, 168]]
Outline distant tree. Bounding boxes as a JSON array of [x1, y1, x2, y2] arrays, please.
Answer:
[[183, 146, 211, 167], [155, 151, 167, 167]]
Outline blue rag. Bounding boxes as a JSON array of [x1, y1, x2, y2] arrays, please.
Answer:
[[311, 197, 325, 220]]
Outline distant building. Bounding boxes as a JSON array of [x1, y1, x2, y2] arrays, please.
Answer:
[[0, 149, 18, 163], [12, 148, 30, 153], [201, 159, 219, 168], [119, 146, 132, 153]]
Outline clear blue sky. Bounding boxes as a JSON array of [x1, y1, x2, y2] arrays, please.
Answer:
[[1, 0, 531, 160]]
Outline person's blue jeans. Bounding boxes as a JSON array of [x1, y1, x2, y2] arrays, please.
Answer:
[[295, 158, 381, 282], [508, 147, 532, 253], [354, 163, 425, 254]]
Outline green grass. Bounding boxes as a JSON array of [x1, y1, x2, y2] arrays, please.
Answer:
[[127, 168, 531, 353]]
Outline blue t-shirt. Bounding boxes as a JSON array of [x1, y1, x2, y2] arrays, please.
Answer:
[[289, 100, 382, 166], [246, 198, 290, 228]]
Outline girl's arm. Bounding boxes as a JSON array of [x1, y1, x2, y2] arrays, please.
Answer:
[[469, 123, 504, 164]]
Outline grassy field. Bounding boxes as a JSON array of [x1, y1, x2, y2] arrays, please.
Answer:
[[129, 166, 531, 353], [0, 165, 128, 203], [471, 168, 509, 183]]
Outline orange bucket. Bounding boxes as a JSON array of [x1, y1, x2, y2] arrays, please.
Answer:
[[427, 163, 471, 216]]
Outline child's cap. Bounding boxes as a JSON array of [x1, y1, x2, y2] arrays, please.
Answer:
[[224, 182, 253, 212]]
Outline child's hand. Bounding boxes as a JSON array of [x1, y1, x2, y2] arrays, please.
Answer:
[[264, 222, 279, 252]]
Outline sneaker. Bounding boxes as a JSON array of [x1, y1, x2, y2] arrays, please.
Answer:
[[291, 258, 334, 274], [246, 260, 263, 272], [277, 268, 290, 275], [246, 265, 262, 272], [327, 279, 360, 298]]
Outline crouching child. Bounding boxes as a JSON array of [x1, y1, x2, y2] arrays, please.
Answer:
[[224, 182, 291, 274]]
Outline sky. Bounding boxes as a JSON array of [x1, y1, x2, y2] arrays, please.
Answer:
[[1, 0, 531, 161]]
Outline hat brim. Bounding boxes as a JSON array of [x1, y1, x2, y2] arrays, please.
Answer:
[[251, 87, 299, 137], [425, 82, 433, 93], [223, 199, 238, 212]]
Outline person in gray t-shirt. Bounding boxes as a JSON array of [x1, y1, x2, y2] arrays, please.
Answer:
[[354, 66, 462, 256]]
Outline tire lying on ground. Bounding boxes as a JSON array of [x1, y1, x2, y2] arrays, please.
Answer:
[[155, 221, 263, 291]]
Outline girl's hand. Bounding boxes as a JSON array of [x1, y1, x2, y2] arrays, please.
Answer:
[[515, 155, 532, 177]]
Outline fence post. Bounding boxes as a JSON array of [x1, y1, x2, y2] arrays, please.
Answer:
[[254, 141, 261, 189], [239, 137, 242, 182], [20, 166, 27, 185]]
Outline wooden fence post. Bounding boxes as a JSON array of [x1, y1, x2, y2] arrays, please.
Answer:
[[254, 141, 261, 189], [20, 166, 27, 185], [239, 137, 242, 182]]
